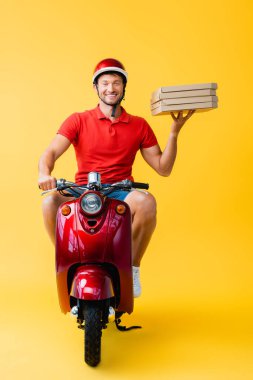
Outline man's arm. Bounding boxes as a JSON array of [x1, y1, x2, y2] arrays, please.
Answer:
[[141, 110, 195, 176], [38, 134, 71, 190]]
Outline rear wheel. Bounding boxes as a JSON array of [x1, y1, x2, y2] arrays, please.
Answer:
[[83, 302, 103, 367]]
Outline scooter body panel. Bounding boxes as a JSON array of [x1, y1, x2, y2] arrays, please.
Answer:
[[56, 194, 133, 314]]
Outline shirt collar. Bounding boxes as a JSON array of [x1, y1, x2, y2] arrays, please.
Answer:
[[94, 105, 130, 123]]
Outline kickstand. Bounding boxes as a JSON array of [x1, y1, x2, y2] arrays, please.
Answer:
[[114, 317, 142, 332]]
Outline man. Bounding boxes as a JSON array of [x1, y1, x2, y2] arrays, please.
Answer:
[[38, 58, 195, 297]]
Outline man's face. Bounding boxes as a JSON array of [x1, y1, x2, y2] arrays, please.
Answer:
[[94, 73, 125, 106]]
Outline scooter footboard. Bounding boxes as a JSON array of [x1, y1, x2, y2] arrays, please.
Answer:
[[70, 265, 115, 301]]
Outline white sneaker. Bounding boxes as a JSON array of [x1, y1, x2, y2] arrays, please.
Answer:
[[132, 266, 142, 298]]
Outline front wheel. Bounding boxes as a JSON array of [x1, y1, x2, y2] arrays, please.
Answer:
[[83, 301, 103, 367]]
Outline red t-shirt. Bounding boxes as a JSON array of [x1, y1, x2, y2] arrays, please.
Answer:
[[57, 106, 158, 184]]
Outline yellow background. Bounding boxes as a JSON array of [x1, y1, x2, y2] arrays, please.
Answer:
[[1, 0, 253, 379]]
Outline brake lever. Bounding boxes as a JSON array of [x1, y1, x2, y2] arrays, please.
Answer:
[[41, 187, 57, 196]]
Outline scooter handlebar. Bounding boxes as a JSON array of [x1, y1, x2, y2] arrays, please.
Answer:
[[57, 178, 149, 191], [41, 178, 149, 196], [131, 181, 149, 190]]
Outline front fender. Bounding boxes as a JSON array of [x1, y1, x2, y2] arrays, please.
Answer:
[[70, 266, 114, 301]]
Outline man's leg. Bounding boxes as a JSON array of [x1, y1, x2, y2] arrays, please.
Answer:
[[124, 190, 157, 297], [124, 190, 157, 266], [42, 192, 75, 245]]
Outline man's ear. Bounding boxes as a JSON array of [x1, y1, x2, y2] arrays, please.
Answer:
[[93, 83, 98, 92]]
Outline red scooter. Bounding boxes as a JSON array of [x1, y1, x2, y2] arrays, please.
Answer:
[[42, 172, 149, 366]]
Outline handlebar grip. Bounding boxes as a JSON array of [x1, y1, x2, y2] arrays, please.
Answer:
[[131, 182, 149, 190]]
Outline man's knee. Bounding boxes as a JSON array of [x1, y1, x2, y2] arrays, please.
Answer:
[[141, 193, 157, 217], [42, 193, 65, 218], [127, 191, 157, 223], [145, 195, 157, 230]]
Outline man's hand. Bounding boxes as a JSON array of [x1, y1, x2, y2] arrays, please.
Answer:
[[38, 175, 57, 191], [170, 109, 195, 135]]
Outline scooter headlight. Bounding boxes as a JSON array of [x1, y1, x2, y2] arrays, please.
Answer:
[[80, 193, 103, 215]]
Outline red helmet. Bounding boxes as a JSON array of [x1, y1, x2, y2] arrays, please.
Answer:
[[92, 58, 128, 84]]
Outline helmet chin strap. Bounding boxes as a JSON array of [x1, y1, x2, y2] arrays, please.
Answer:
[[95, 85, 126, 117]]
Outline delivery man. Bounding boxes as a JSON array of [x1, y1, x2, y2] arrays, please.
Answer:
[[38, 58, 195, 297]]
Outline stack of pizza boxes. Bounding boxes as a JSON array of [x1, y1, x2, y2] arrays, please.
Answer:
[[151, 83, 218, 115]]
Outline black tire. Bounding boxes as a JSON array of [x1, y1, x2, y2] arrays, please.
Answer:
[[83, 302, 103, 367]]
